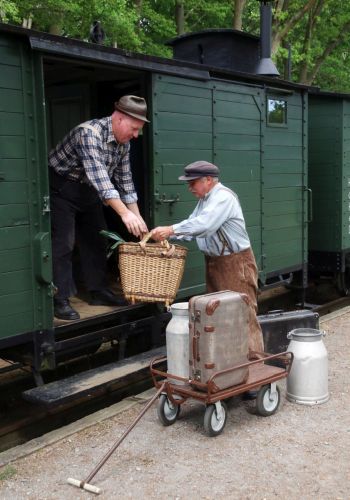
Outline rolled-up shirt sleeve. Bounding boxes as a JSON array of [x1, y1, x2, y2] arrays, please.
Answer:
[[80, 130, 137, 204], [110, 143, 138, 204]]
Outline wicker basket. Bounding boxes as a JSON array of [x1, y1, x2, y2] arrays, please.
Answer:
[[118, 232, 188, 307]]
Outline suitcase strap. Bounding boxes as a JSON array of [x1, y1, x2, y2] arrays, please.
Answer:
[[192, 334, 200, 362], [191, 310, 201, 366]]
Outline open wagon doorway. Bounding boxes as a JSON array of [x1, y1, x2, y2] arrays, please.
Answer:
[[42, 56, 151, 326]]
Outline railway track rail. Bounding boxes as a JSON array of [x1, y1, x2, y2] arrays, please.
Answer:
[[0, 347, 165, 454]]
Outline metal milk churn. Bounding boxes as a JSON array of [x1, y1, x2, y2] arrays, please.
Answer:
[[286, 328, 329, 405], [166, 302, 189, 385]]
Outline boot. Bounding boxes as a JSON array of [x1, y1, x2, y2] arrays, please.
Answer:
[[89, 289, 128, 306], [54, 299, 80, 320]]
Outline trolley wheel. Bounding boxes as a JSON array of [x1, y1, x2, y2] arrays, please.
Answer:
[[157, 394, 180, 426], [256, 384, 281, 416], [203, 402, 227, 437]]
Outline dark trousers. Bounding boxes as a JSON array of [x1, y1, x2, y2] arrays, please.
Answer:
[[50, 170, 108, 300]]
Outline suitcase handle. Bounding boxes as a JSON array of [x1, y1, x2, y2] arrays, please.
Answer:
[[192, 336, 200, 362]]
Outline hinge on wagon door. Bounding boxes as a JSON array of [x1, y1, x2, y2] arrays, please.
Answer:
[[42, 195, 50, 215], [48, 282, 57, 298]]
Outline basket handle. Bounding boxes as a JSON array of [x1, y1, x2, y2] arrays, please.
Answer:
[[139, 231, 154, 249], [139, 231, 175, 257]]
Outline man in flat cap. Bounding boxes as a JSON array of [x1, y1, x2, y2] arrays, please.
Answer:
[[151, 160, 264, 356], [49, 95, 148, 320]]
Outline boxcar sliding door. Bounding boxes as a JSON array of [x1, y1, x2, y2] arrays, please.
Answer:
[[150, 74, 213, 297], [212, 82, 263, 279], [261, 91, 308, 285], [150, 74, 263, 295]]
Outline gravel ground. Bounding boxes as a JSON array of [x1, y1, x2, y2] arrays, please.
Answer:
[[0, 311, 349, 499]]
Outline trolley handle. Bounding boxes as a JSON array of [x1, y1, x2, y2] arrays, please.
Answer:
[[207, 351, 294, 386]]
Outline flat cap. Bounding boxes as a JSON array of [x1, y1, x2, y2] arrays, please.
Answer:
[[115, 95, 150, 123], [178, 161, 220, 181]]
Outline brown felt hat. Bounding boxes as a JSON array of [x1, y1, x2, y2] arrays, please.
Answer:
[[114, 95, 150, 123], [178, 161, 220, 181]]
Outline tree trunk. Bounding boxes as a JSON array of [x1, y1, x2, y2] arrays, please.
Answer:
[[271, 0, 317, 55], [134, 0, 142, 15], [49, 23, 62, 36], [298, 11, 314, 83], [22, 18, 33, 29], [298, 0, 325, 83], [233, 0, 246, 31], [134, 0, 142, 33], [175, 1, 185, 35], [301, 20, 350, 84]]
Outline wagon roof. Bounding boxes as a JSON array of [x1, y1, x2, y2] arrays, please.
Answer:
[[308, 87, 350, 100], [1, 21, 311, 92], [166, 27, 260, 46]]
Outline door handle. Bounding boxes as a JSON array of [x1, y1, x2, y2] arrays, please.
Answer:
[[154, 194, 180, 215], [155, 194, 180, 205]]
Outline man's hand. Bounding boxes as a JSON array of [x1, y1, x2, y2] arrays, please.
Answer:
[[121, 210, 148, 237], [151, 226, 174, 241], [106, 199, 148, 238]]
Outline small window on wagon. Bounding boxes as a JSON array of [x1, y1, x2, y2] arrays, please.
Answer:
[[267, 98, 287, 126]]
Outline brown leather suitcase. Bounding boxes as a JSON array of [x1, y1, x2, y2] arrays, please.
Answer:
[[189, 291, 249, 391]]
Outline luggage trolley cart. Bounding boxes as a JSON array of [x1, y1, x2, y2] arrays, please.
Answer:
[[150, 351, 294, 436]]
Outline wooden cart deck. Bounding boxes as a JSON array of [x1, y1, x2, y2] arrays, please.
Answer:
[[150, 351, 293, 404]]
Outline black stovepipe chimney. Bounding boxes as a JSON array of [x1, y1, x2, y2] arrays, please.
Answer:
[[255, 0, 280, 77]]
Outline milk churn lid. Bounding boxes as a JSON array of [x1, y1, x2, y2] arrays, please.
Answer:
[[170, 302, 189, 315], [287, 328, 325, 342]]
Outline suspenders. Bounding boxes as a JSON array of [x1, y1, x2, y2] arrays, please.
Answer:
[[216, 187, 239, 255]]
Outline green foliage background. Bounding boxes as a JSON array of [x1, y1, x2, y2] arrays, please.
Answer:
[[1, 0, 350, 92]]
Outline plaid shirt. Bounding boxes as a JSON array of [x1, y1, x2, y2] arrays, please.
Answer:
[[48, 116, 138, 204]]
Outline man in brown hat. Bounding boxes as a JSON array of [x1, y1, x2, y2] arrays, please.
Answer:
[[49, 95, 149, 320], [151, 160, 264, 356]]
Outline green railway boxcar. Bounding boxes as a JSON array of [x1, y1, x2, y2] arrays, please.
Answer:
[[309, 92, 350, 294], [0, 23, 309, 374], [152, 76, 308, 292]]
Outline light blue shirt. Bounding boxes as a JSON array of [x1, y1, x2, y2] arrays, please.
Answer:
[[172, 182, 251, 256]]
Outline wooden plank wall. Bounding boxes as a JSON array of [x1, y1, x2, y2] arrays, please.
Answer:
[[263, 92, 306, 274], [0, 34, 35, 338], [308, 97, 342, 252]]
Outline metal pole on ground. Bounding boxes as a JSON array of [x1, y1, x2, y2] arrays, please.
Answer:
[[67, 381, 165, 495]]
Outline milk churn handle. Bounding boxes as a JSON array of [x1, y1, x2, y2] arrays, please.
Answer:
[[287, 330, 326, 339]]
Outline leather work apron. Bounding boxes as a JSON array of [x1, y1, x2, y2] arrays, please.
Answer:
[[205, 247, 264, 355]]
